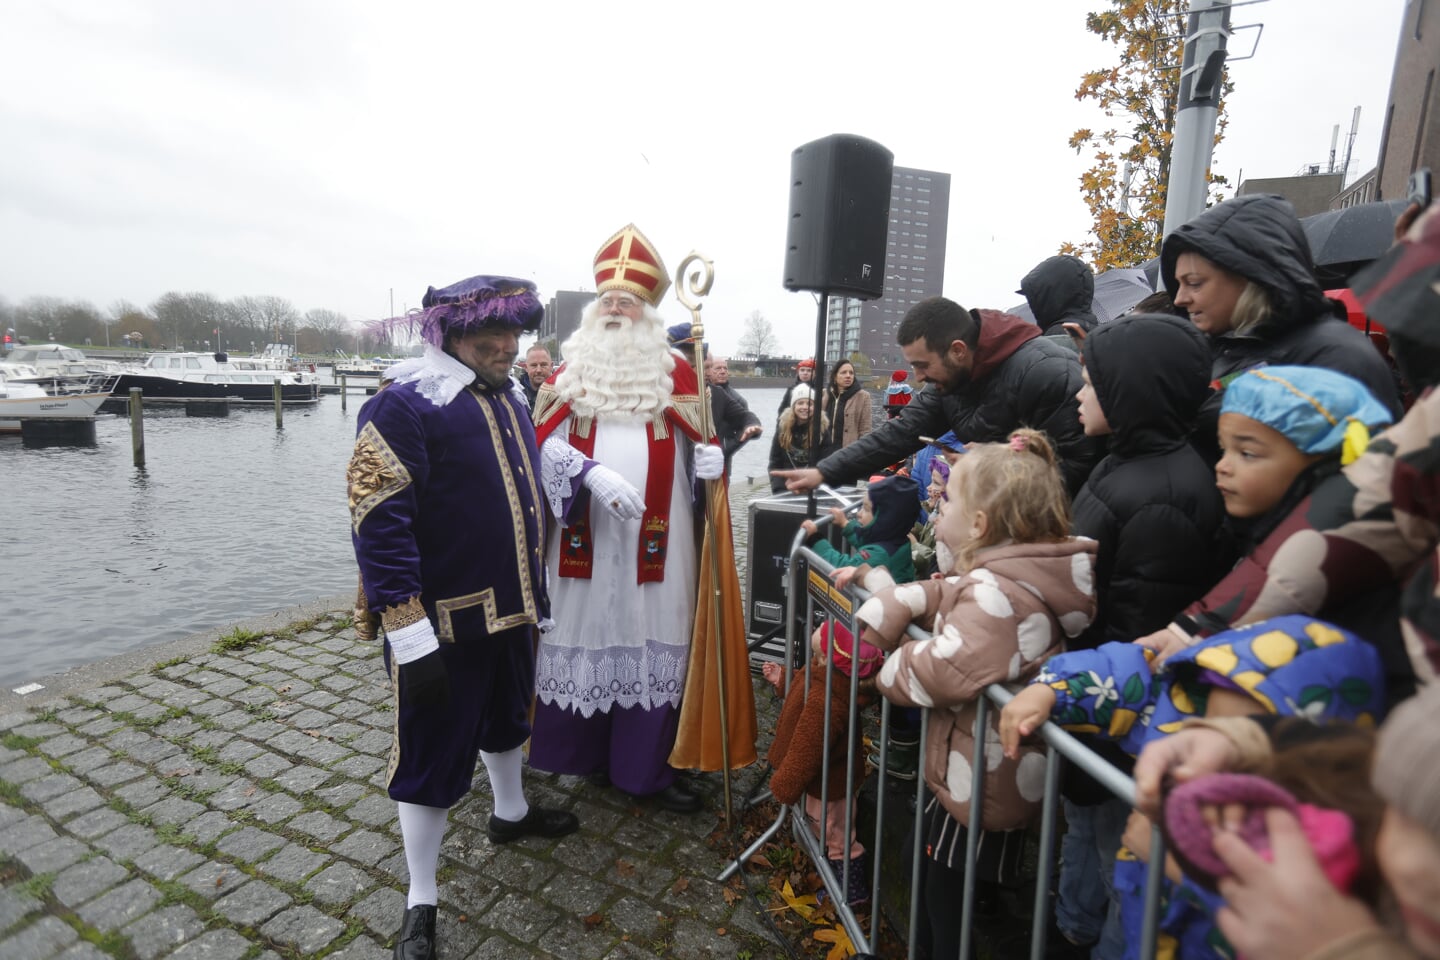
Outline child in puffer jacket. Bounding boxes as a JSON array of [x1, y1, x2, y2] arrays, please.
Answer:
[[762, 621, 884, 907], [841, 428, 1097, 960], [802, 473, 921, 584], [1000, 614, 1387, 960]]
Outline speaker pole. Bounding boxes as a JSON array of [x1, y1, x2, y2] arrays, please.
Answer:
[[807, 292, 828, 520]]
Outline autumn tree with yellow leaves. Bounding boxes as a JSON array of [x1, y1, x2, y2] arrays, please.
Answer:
[[1062, 0, 1230, 269]]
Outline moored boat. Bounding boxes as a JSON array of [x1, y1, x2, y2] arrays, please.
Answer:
[[107, 352, 321, 407], [0, 372, 110, 433]]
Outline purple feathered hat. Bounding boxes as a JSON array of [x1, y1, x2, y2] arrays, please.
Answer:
[[408, 275, 543, 347]]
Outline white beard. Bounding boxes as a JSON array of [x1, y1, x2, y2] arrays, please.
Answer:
[[555, 301, 674, 420]]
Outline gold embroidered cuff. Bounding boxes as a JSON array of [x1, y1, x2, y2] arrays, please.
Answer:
[[380, 596, 427, 634], [354, 577, 379, 643]]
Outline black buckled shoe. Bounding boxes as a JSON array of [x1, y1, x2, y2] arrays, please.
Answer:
[[393, 903, 437, 960], [642, 782, 703, 814], [486, 805, 580, 844]]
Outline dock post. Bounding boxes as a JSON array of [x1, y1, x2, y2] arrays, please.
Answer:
[[273, 379, 283, 429], [129, 387, 144, 467], [340, 374, 347, 412]]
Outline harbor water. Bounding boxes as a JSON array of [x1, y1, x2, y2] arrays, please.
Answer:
[[0, 385, 792, 690]]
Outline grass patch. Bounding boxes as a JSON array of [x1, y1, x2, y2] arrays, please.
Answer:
[[0, 780, 25, 807], [1, 733, 41, 752], [213, 627, 267, 653], [154, 655, 190, 670], [18, 872, 54, 899]]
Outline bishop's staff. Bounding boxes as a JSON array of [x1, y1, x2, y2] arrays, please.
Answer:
[[667, 252, 758, 828]]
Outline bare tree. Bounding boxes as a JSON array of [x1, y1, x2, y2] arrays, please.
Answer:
[[303, 308, 351, 354], [735, 310, 778, 359], [151, 292, 225, 350]]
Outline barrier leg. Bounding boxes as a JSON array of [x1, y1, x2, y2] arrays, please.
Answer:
[[1029, 749, 1063, 960]]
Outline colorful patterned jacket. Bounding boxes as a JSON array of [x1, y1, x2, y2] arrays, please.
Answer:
[[856, 539, 1097, 831], [1031, 616, 1387, 960]]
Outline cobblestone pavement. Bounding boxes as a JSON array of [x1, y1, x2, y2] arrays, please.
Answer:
[[0, 609, 788, 960]]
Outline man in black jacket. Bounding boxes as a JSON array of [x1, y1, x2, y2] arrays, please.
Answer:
[[772, 297, 1100, 495], [704, 355, 761, 476]]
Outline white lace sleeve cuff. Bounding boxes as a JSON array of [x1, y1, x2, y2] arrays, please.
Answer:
[[540, 433, 588, 520]]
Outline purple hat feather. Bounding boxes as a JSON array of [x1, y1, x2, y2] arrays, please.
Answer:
[[376, 275, 544, 347]]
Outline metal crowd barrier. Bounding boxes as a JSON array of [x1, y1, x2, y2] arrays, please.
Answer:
[[722, 516, 1169, 960]]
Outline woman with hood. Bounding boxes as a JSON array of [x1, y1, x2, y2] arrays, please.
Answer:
[[820, 359, 873, 452], [1161, 193, 1402, 462]]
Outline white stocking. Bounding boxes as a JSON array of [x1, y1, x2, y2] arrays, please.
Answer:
[[396, 801, 447, 908], [480, 746, 529, 822]]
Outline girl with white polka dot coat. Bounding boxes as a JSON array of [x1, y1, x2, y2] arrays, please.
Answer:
[[851, 429, 1098, 833]]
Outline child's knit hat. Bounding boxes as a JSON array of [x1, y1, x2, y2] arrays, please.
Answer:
[[1371, 684, 1440, 839], [1219, 365, 1394, 463], [789, 384, 815, 408], [819, 621, 885, 679]]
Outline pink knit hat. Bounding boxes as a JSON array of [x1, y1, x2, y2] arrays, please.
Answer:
[[819, 622, 884, 679], [1162, 773, 1360, 894]]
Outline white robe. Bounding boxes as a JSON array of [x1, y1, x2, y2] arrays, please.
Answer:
[[538, 417, 698, 718]]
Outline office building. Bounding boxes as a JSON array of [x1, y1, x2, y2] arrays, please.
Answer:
[[539, 290, 592, 357], [823, 166, 950, 371]]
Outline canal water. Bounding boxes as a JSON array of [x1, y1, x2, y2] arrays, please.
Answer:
[[0, 386, 800, 689]]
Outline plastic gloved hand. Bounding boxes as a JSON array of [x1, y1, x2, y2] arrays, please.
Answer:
[[583, 464, 645, 521], [399, 648, 450, 710], [694, 443, 725, 480], [386, 615, 450, 710]]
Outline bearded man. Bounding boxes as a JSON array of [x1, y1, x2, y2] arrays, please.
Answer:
[[530, 224, 725, 814], [773, 296, 1100, 496], [347, 275, 578, 960]]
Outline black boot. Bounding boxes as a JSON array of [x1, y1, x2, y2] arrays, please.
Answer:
[[393, 903, 437, 960]]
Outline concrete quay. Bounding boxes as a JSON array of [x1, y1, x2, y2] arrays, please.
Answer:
[[0, 605, 786, 960]]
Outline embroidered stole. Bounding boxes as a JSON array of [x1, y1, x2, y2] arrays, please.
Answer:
[[558, 421, 676, 584]]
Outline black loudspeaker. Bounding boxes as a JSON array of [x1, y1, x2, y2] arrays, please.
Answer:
[[783, 134, 895, 300], [745, 488, 860, 666]]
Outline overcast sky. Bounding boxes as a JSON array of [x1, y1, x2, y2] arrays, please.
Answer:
[[0, 0, 1407, 358]]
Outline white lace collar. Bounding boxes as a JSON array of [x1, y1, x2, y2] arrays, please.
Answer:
[[385, 345, 475, 408]]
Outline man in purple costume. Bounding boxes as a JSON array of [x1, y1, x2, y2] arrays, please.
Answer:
[[347, 274, 578, 960]]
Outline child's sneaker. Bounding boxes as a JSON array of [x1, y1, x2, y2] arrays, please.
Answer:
[[869, 734, 919, 781]]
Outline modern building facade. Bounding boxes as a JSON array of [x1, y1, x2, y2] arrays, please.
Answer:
[[538, 290, 593, 358], [823, 165, 950, 371]]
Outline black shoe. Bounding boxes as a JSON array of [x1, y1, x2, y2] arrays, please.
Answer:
[[486, 805, 580, 844], [585, 770, 611, 788], [393, 903, 436, 960], [631, 782, 703, 813]]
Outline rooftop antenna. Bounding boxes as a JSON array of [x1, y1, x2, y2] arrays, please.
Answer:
[[1328, 123, 1340, 174], [1341, 106, 1361, 184]]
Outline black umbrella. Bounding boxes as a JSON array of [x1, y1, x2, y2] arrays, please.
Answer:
[[1301, 199, 1409, 287]]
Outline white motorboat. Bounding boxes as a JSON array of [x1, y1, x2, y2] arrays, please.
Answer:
[[333, 356, 403, 379], [0, 372, 110, 433], [5, 343, 123, 378]]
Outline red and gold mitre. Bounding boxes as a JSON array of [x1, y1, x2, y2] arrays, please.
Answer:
[[593, 223, 670, 306]]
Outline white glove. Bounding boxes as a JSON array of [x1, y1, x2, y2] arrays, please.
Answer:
[[694, 443, 725, 481], [584, 464, 646, 521]]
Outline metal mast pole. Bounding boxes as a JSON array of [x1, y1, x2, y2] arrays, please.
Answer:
[[1162, 0, 1233, 238]]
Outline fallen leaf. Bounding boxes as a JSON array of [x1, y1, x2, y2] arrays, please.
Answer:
[[747, 854, 773, 870], [244, 786, 257, 796], [615, 859, 636, 878], [583, 912, 604, 930], [457, 915, 467, 923], [215, 870, 227, 888], [716, 927, 727, 936], [621, 934, 630, 941], [814, 924, 855, 960], [278, 685, 292, 693], [779, 880, 818, 922], [670, 877, 690, 895], [721, 886, 742, 905]]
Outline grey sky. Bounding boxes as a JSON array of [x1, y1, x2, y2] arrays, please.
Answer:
[[0, 0, 1405, 358]]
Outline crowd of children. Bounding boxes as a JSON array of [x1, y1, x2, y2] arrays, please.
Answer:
[[758, 197, 1440, 960]]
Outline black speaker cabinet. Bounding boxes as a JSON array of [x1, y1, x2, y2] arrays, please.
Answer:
[[783, 134, 895, 300], [745, 487, 860, 666]]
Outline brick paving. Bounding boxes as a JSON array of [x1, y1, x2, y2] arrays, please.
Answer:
[[0, 603, 787, 959]]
